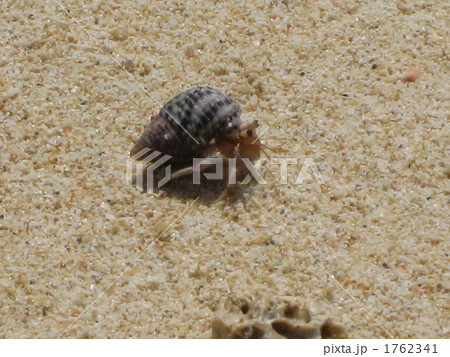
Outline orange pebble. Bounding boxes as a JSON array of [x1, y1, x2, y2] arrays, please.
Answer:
[[402, 68, 421, 82]]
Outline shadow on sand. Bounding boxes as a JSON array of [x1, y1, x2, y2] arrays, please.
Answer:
[[130, 167, 258, 205]]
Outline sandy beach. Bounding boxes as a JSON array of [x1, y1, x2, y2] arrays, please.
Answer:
[[0, 0, 448, 338]]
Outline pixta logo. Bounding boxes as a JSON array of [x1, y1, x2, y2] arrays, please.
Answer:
[[127, 150, 325, 193], [126, 148, 172, 193]]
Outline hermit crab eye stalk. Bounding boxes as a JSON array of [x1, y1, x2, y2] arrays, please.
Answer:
[[239, 120, 259, 138]]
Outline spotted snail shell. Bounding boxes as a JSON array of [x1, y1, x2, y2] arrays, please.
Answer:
[[130, 86, 242, 167]]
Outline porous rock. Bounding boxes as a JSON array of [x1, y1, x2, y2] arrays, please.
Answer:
[[211, 294, 347, 339]]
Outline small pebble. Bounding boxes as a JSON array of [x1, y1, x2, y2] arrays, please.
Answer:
[[401, 68, 421, 82]]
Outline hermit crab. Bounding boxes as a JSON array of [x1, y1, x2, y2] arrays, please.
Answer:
[[130, 86, 264, 193]]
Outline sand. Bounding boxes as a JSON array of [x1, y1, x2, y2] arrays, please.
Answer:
[[0, 0, 448, 338]]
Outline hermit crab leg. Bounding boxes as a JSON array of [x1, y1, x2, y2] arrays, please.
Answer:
[[170, 157, 220, 179]]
